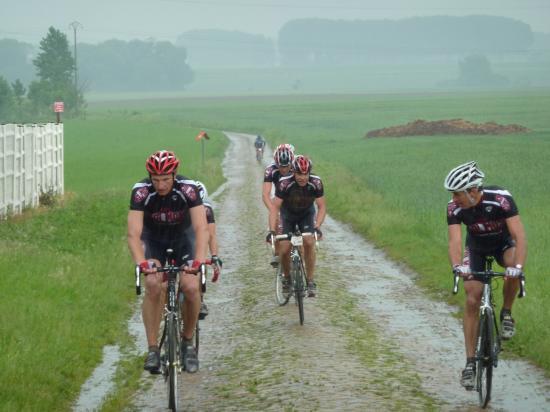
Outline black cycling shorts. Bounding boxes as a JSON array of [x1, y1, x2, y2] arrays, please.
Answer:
[[464, 237, 516, 274], [280, 206, 315, 235], [142, 236, 193, 267]]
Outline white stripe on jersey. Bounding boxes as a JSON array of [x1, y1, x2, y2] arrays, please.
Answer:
[[144, 192, 157, 206], [132, 182, 151, 190], [482, 200, 501, 207], [174, 190, 187, 201], [484, 189, 512, 196]]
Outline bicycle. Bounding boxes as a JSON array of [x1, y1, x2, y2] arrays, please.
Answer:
[[256, 147, 264, 163], [271, 228, 317, 325], [453, 257, 525, 409], [135, 250, 207, 412]]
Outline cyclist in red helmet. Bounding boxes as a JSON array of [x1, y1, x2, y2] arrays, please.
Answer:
[[267, 154, 326, 297], [127, 150, 208, 374], [263, 144, 295, 267]]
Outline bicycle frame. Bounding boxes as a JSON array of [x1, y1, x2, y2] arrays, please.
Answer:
[[272, 229, 317, 325]]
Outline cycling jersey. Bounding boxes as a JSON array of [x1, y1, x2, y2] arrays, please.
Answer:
[[263, 163, 291, 184], [276, 174, 324, 216], [254, 139, 265, 149], [447, 185, 519, 251], [130, 175, 203, 243]]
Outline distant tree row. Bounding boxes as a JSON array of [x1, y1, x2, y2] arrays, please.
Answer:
[[278, 15, 534, 66], [79, 39, 193, 91], [176, 30, 275, 68]]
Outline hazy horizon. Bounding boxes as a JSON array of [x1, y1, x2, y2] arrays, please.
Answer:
[[1, 0, 549, 45]]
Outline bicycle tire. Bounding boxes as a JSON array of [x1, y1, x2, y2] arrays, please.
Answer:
[[167, 314, 179, 411], [477, 311, 493, 408], [292, 257, 305, 325], [275, 266, 291, 306]]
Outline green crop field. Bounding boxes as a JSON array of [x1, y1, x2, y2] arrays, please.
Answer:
[[1, 90, 549, 410]]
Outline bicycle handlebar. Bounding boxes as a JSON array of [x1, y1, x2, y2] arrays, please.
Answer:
[[134, 258, 213, 296], [270, 231, 317, 254], [452, 270, 526, 298]]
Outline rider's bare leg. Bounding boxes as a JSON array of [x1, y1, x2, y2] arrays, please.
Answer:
[[280, 241, 291, 277], [303, 237, 316, 283], [142, 262, 165, 347], [462, 280, 483, 358], [180, 272, 201, 340], [502, 247, 520, 310]]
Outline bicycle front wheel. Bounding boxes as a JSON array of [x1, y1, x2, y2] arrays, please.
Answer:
[[477, 311, 494, 409], [275, 266, 291, 306], [167, 315, 179, 411], [292, 259, 305, 325]]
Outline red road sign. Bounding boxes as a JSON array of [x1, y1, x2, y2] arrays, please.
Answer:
[[53, 101, 64, 113]]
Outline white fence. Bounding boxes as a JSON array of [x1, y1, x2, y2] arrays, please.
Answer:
[[0, 123, 64, 217]]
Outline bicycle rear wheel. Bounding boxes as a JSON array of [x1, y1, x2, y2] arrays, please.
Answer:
[[477, 311, 494, 409], [167, 315, 179, 411], [275, 266, 291, 306]]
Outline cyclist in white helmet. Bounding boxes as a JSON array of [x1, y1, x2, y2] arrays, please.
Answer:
[[444, 161, 527, 390], [263, 144, 295, 267]]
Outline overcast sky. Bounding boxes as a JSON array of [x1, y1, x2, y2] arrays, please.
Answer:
[[1, 0, 548, 45]]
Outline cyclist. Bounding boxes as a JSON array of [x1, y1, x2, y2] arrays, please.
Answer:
[[254, 135, 266, 160], [263, 144, 295, 267], [127, 150, 208, 374], [190, 180, 223, 319], [267, 155, 326, 297], [444, 161, 527, 390]]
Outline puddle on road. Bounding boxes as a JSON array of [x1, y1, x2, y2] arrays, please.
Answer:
[[323, 216, 550, 411], [73, 345, 121, 412]]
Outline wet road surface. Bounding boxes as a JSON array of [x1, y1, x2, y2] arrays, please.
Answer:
[[130, 132, 550, 412]]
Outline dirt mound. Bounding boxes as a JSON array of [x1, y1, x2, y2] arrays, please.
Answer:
[[366, 119, 531, 138]]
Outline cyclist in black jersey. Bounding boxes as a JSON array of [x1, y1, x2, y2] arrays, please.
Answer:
[[127, 150, 208, 374], [263, 144, 295, 267], [268, 155, 326, 297], [444, 161, 527, 390]]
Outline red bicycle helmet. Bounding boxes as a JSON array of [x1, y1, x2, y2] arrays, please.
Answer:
[[292, 155, 312, 174], [145, 150, 180, 175]]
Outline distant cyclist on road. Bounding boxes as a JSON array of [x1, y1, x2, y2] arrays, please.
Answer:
[[254, 135, 266, 161], [127, 150, 208, 374], [267, 155, 326, 297], [444, 161, 527, 390], [262, 144, 295, 267]]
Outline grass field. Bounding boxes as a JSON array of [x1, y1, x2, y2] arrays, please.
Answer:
[[1, 90, 549, 410]]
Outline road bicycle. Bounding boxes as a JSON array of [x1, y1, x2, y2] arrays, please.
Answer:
[[255, 147, 264, 163], [135, 250, 207, 412], [271, 228, 317, 325], [453, 257, 525, 409]]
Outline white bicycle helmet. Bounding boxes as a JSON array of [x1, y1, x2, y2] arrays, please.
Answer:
[[195, 180, 208, 201], [444, 161, 485, 191]]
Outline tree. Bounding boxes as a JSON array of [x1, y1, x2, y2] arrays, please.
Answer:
[[29, 26, 82, 115], [11, 79, 26, 106], [0, 76, 14, 121], [33, 27, 74, 85], [457, 55, 508, 87]]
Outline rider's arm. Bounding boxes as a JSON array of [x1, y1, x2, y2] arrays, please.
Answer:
[[448, 224, 463, 267], [207, 222, 219, 256], [314, 196, 326, 229], [269, 196, 283, 232], [190, 205, 209, 262], [506, 215, 527, 268], [127, 210, 145, 264], [262, 182, 274, 211]]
